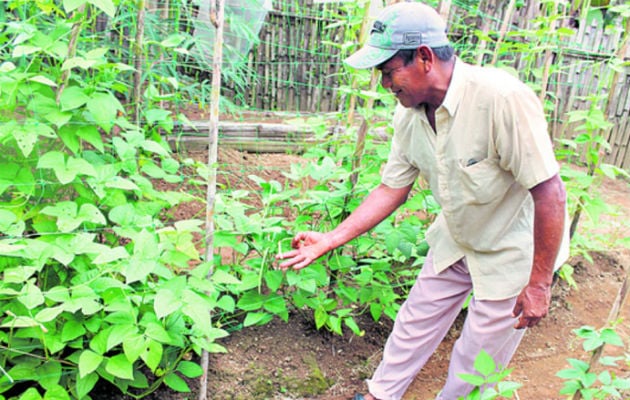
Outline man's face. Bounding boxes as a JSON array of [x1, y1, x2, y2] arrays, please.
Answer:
[[378, 52, 428, 109]]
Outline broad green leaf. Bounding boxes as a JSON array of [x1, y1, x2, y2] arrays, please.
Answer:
[[63, 0, 86, 13], [144, 322, 172, 344], [35, 306, 64, 323], [42, 385, 70, 400], [17, 387, 43, 400], [243, 312, 273, 327], [92, 246, 129, 264], [59, 86, 90, 111], [164, 372, 190, 392], [12, 45, 41, 57], [76, 373, 98, 399], [141, 339, 163, 372], [107, 324, 138, 352], [61, 319, 86, 342], [86, 92, 122, 133], [78, 350, 103, 378], [3, 265, 37, 283], [88, 0, 116, 17], [176, 361, 203, 378], [28, 75, 57, 87], [122, 333, 146, 363], [105, 354, 134, 380], [154, 289, 182, 319], [76, 125, 104, 152], [37, 361, 62, 390], [19, 281, 45, 309], [473, 350, 496, 376]]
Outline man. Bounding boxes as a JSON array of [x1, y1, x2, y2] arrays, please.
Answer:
[[276, 2, 569, 399]]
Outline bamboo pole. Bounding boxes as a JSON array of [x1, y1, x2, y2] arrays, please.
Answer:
[[199, 0, 224, 399], [346, 0, 374, 125], [133, 0, 146, 125], [490, 0, 516, 66], [56, 5, 85, 104]]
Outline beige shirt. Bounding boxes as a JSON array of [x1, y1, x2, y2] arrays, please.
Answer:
[[381, 59, 569, 300]]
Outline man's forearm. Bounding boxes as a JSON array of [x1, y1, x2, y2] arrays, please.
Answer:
[[529, 173, 566, 287]]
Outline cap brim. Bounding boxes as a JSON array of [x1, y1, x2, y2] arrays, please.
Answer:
[[343, 45, 398, 69]]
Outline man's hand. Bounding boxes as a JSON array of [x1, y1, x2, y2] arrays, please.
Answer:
[[275, 232, 332, 271], [512, 283, 551, 329]]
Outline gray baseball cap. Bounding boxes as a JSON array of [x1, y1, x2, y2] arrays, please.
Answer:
[[344, 2, 449, 69]]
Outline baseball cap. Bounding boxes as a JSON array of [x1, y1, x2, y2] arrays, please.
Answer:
[[344, 2, 450, 69]]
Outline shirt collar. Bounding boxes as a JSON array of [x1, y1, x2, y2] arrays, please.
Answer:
[[440, 58, 466, 117]]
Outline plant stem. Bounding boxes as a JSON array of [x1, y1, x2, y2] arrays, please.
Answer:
[[200, 0, 225, 399]]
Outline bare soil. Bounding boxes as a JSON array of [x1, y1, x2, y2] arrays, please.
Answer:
[[104, 148, 630, 400]]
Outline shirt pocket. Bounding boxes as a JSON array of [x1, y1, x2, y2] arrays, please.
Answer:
[[456, 158, 513, 205]]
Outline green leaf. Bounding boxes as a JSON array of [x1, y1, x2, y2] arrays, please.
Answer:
[[264, 270, 284, 292], [35, 306, 64, 323], [17, 387, 43, 400], [76, 125, 104, 152], [42, 385, 70, 400], [176, 361, 203, 378], [122, 333, 146, 363], [86, 91, 122, 133], [105, 354, 134, 380], [243, 312, 273, 327], [600, 328, 624, 347], [61, 319, 86, 342], [107, 324, 138, 352], [63, 0, 86, 13], [473, 350, 496, 376], [144, 322, 172, 344], [154, 288, 183, 319], [59, 86, 89, 111], [88, 0, 116, 17], [19, 281, 45, 309], [141, 339, 163, 372], [164, 373, 190, 392], [458, 373, 487, 386], [76, 373, 98, 399], [37, 361, 62, 390], [79, 350, 104, 378]]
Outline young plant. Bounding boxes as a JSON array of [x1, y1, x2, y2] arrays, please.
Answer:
[[556, 325, 630, 399], [458, 349, 522, 400]]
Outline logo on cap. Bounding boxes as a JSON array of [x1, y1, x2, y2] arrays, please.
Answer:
[[371, 21, 386, 34]]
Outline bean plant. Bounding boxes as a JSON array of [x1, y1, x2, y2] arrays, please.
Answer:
[[0, 1, 227, 397]]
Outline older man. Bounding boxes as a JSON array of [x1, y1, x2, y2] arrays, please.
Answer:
[[277, 2, 569, 399]]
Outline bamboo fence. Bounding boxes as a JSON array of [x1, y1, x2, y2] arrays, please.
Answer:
[[219, 0, 630, 170]]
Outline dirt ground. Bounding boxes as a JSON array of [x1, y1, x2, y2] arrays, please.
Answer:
[[110, 148, 630, 400], [195, 149, 629, 400]]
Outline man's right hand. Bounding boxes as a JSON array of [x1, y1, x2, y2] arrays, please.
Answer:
[[275, 231, 333, 271]]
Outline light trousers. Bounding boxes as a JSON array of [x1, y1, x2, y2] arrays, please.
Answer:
[[366, 252, 526, 400]]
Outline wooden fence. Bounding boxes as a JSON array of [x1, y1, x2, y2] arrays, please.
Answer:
[[221, 0, 630, 170]]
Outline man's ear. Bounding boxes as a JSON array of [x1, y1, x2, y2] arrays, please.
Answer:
[[416, 45, 433, 64]]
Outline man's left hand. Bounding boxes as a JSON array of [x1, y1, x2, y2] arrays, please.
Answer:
[[512, 283, 551, 329]]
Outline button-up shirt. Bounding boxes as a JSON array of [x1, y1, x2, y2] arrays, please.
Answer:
[[381, 59, 569, 300]]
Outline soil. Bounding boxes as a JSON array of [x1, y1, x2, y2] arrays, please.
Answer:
[[102, 148, 630, 400]]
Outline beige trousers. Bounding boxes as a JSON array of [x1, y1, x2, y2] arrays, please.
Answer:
[[366, 252, 526, 400]]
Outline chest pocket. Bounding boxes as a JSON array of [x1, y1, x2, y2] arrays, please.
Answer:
[[456, 158, 514, 205]]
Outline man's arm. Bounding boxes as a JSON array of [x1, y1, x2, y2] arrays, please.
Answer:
[[513, 173, 566, 329], [276, 183, 413, 270]]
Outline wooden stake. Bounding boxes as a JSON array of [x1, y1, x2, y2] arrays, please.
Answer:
[[133, 0, 146, 125], [199, 0, 224, 398]]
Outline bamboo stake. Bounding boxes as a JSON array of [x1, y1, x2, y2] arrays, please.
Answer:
[[346, 0, 374, 125], [133, 0, 146, 125], [56, 4, 86, 104], [199, 0, 224, 399], [490, 0, 516, 66]]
